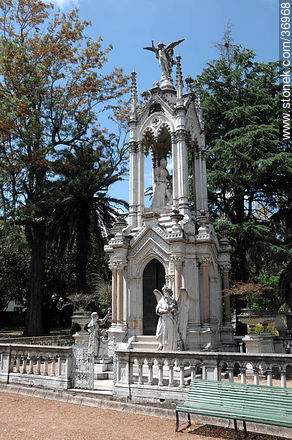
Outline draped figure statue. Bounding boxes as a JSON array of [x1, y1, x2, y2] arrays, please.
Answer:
[[151, 158, 172, 210], [87, 309, 111, 356], [153, 286, 178, 351]]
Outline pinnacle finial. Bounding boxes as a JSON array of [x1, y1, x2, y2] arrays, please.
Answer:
[[195, 79, 202, 105], [130, 71, 137, 120], [185, 75, 194, 94], [131, 71, 137, 95], [176, 56, 183, 101]]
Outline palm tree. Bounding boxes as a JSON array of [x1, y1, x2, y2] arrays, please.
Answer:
[[51, 136, 128, 297]]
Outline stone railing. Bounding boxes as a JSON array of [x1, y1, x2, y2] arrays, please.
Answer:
[[113, 350, 292, 401], [0, 343, 73, 390], [0, 335, 73, 346]]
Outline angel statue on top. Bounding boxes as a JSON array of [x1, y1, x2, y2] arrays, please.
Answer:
[[153, 285, 178, 351], [143, 39, 185, 85]]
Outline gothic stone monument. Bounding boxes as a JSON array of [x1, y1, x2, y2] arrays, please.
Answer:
[[105, 40, 233, 351]]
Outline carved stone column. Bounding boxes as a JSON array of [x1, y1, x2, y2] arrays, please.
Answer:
[[171, 132, 179, 209], [176, 129, 189, 214], [172, 256, 183, 300], [110, 264, 118, 325], [199, 256, 211, 323], [218, 235, 233, 325], [201, 147, 208, 211], [128, 141, 138, 227], [137, 141, 144, 228], [220, 263, 231, 324], [117, 264, 125, 326]]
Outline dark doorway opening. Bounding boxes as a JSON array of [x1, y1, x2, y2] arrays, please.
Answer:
[[143, 259, 165, 335]]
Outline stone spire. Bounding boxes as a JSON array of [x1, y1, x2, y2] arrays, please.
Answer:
[[130, 71, 137, 121], [175, 55, 183, 102], [195, 80, 203, 125]]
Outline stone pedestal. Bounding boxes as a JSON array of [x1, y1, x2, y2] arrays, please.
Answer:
[[73, 331, 89, 350], [107, 326, 127, 356], [221, 323, 235, 347], [243, 332, 275, 354]]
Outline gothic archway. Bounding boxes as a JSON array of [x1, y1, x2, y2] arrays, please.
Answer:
[[143, 259, 165, 335]]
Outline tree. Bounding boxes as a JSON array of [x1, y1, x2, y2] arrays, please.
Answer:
[[0, 222, 30, 312], [197, 34, 291, 293], [52, 136, 128, 297], [0, 0, 128, 335]]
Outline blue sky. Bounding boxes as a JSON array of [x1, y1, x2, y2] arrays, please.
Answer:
[[50, 0, 278, 204]]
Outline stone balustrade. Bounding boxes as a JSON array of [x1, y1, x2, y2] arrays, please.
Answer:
[[0, 343, 73, 389], [113, 350, 292, 401]]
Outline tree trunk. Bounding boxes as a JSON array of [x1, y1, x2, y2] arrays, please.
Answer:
[[23, 223, 46, 336], [76, 206, 90, 295]]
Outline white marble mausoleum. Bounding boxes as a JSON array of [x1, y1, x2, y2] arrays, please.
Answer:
[[105, 42, 233, 351]]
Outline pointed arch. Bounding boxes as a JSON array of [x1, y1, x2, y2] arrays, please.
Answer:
[[143, 258, 165, 335]]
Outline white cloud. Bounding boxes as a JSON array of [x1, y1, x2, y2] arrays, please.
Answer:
[[48, 0, 79, 9]]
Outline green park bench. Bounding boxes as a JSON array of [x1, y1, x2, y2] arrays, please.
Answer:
[[175, 379, 292, 439]]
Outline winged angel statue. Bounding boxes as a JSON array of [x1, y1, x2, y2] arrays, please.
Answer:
[[143, 39, 185, 84], [153, 285, 191, 351]]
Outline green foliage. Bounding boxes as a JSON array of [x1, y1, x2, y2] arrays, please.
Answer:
[[248, 324, 279, 336], [0, 0, 129, 335], [51, 140, 128, 296], [198, 39, 291, 308], [0, 223, 30, 311]]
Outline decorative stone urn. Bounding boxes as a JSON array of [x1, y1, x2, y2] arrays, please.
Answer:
[[238, 309, 277, 354], [71, 311, 91, 335], [238, 309, 277, 332]]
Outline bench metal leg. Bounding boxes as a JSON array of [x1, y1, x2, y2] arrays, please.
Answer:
[[188, 413, 191, 429], [234, 419, 238, 440], [175, 411, 191, 433], [175, 411, 179, 432], [243, 420, 247, 438]]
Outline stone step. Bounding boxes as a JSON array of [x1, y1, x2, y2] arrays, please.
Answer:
[[128, 335, 159, 351], [131, 342, 159, 351], [135, 335, 157, 341], [94, 363, 113, 373], [94, 372, 113, 380]]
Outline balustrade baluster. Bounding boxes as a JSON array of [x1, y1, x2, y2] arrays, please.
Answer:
[[28, 355, 34, 374], [137, 362, 143, 385], [190, 364, 196, 381], [202, 364, 206, 380], [147, 362, 153, 385], [158, 363, 163, 386], [57, 356, 62, 377], [168, 363, 174, 387], [36, 357, 41, 375], [15, 355, 20, 374], [22, 355, 27, 374], [266, 369, 272, 386], [179, 365, 185, 387], [240, 367, 246, 384], [44, 358, 48, 376], [228, 364, 234, 383], [253, 366, 259, 385], [51, 357, 56, 376], [281, 369, 287, 388]]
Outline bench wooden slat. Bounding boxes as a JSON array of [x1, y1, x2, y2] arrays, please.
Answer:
[[184, 392, 292, 410]]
